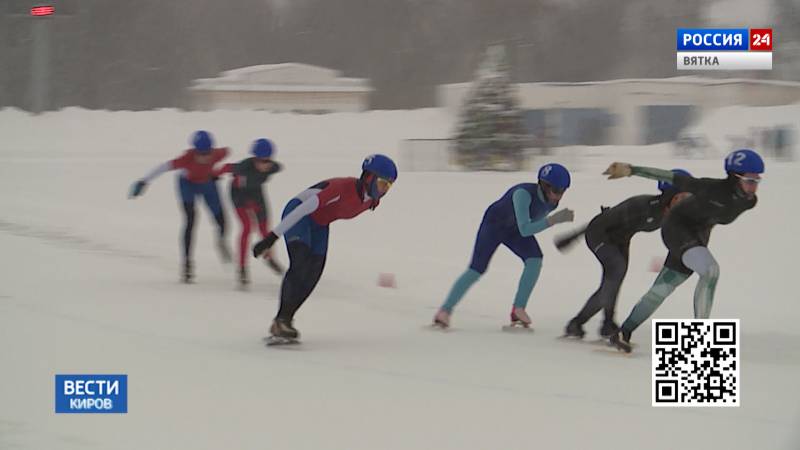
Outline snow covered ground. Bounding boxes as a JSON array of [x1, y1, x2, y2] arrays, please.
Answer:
[[0, 107, 798, 450]]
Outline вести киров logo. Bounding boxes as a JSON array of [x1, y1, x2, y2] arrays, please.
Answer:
[[55, 374, 127, 413]]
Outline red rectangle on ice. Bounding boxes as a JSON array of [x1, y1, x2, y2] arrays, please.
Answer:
[[750, 28, 773, 51], [30, 5, 55, 16]]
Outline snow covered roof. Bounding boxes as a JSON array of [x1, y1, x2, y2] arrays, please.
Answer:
[[189, 63, 372, 93]]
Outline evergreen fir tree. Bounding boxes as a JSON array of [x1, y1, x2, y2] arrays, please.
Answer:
[[453, 45, 529, 170]]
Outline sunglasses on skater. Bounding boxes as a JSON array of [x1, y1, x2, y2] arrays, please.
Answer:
[[734, 174, 761, 185], [375, 177, 393, 192]]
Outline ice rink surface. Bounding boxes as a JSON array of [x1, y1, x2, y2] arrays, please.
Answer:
[[1, 108, 798, 449]]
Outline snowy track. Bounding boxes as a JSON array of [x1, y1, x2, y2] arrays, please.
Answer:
[[1, 108, 798, 449]]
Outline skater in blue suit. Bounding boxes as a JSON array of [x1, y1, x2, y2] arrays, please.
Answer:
[[433, 163, 575, 329]]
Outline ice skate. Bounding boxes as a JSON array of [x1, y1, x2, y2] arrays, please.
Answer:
[[431, 309, 451, 330], [270, 318, 299, 339], [608, 329, 633, 353], [238, 266, 250, 288], [181, 261, 194, 284], [503, 307, 533, 332], [599, 320, 619, 339], [266, 318, 300, 345], [563, 318, 585, 339]]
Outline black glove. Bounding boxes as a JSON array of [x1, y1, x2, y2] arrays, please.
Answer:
[[253, 232, 278, 258], [554, 225, 587, 253], [129, 180, 147, 198]]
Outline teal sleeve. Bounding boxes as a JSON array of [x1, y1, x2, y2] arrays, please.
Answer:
[[512, 188, 550, 237], [631, 166, 674, 183]]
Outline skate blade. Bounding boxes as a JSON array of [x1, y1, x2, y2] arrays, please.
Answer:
[[557, 334, 587, 342], [424, 323, 451, 332], [557, 336, 607, 345], [592, 346, 635, 356], [264, 336, 300, 346], [502, 324, 534, 333]]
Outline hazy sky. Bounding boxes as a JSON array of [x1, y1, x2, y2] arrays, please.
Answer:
[[706, 0, 775, 26]]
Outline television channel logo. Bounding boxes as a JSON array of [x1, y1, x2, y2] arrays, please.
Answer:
[[677, 28, 772, 70], [55, 374, 128, 413]]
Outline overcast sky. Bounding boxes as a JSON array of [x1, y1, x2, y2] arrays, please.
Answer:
[[706, 0, 775, 26]]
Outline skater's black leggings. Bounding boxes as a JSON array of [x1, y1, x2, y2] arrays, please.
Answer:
[[276, 242, 327, 321], [181, 202, 226, 263], [573, 234, 629, 326]]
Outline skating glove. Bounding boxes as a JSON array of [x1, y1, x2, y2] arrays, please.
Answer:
[[603, 162, 632, 179], [547, 208, 574, 226], [253, 232, 278, 258], [129, 180, 147, 198], [554, 225, 586, 252]]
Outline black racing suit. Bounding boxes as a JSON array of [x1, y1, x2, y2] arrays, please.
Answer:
[[662, 174, 756, 274], [229, 158, 282, 219], [573, 193, 674, 327], [228, 158, 282, 268]]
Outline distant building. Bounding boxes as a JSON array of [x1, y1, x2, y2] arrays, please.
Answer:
[[189, 63, 372, 113], [438, 77, 800, 146]]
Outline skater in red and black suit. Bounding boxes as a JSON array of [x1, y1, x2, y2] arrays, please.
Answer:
[[252, 154, 397, 343], [214, 138, 284, 287], [129, 130, 232, 282]]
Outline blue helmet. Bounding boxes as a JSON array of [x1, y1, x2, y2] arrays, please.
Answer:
[[725, 149, 764, 174], [658, 169, 692, 192], [192, 130, 213, 153], [362, 154, 398, 181], [538, 163, 571, 191], [251, 138, 274, 158], [362, 154, 397, 200]]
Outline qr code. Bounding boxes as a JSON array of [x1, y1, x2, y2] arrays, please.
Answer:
[[652, 319, 739, 407]]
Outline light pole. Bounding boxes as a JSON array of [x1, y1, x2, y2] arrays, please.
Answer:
[[7, 4, 57, 113], [29, 5, 54, 113]]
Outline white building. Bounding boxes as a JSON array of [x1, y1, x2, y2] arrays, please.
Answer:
[[438, 77, 800, 146], [189, 63, 372, 113]]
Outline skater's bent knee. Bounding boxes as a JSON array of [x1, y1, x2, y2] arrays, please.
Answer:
[[706, 260, 720, 280], [649, 281, 676, 298]]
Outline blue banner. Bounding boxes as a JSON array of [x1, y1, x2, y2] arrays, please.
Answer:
[[677, 28, 748, 51], [55, 374, 128, 414]]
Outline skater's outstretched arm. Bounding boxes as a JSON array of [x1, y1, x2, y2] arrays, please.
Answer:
[[129, 161, 172, 198], [129, 148, 229, 198], [555, 203, 620, 252], [554, 225, 588, 252], [129, 153, 196, 198], [512, 188, 574, 237], [142, 161, 173, 182], [603, 162, 673, 182], [603, 163, 713, 195], [212, 163, 235, 178]]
